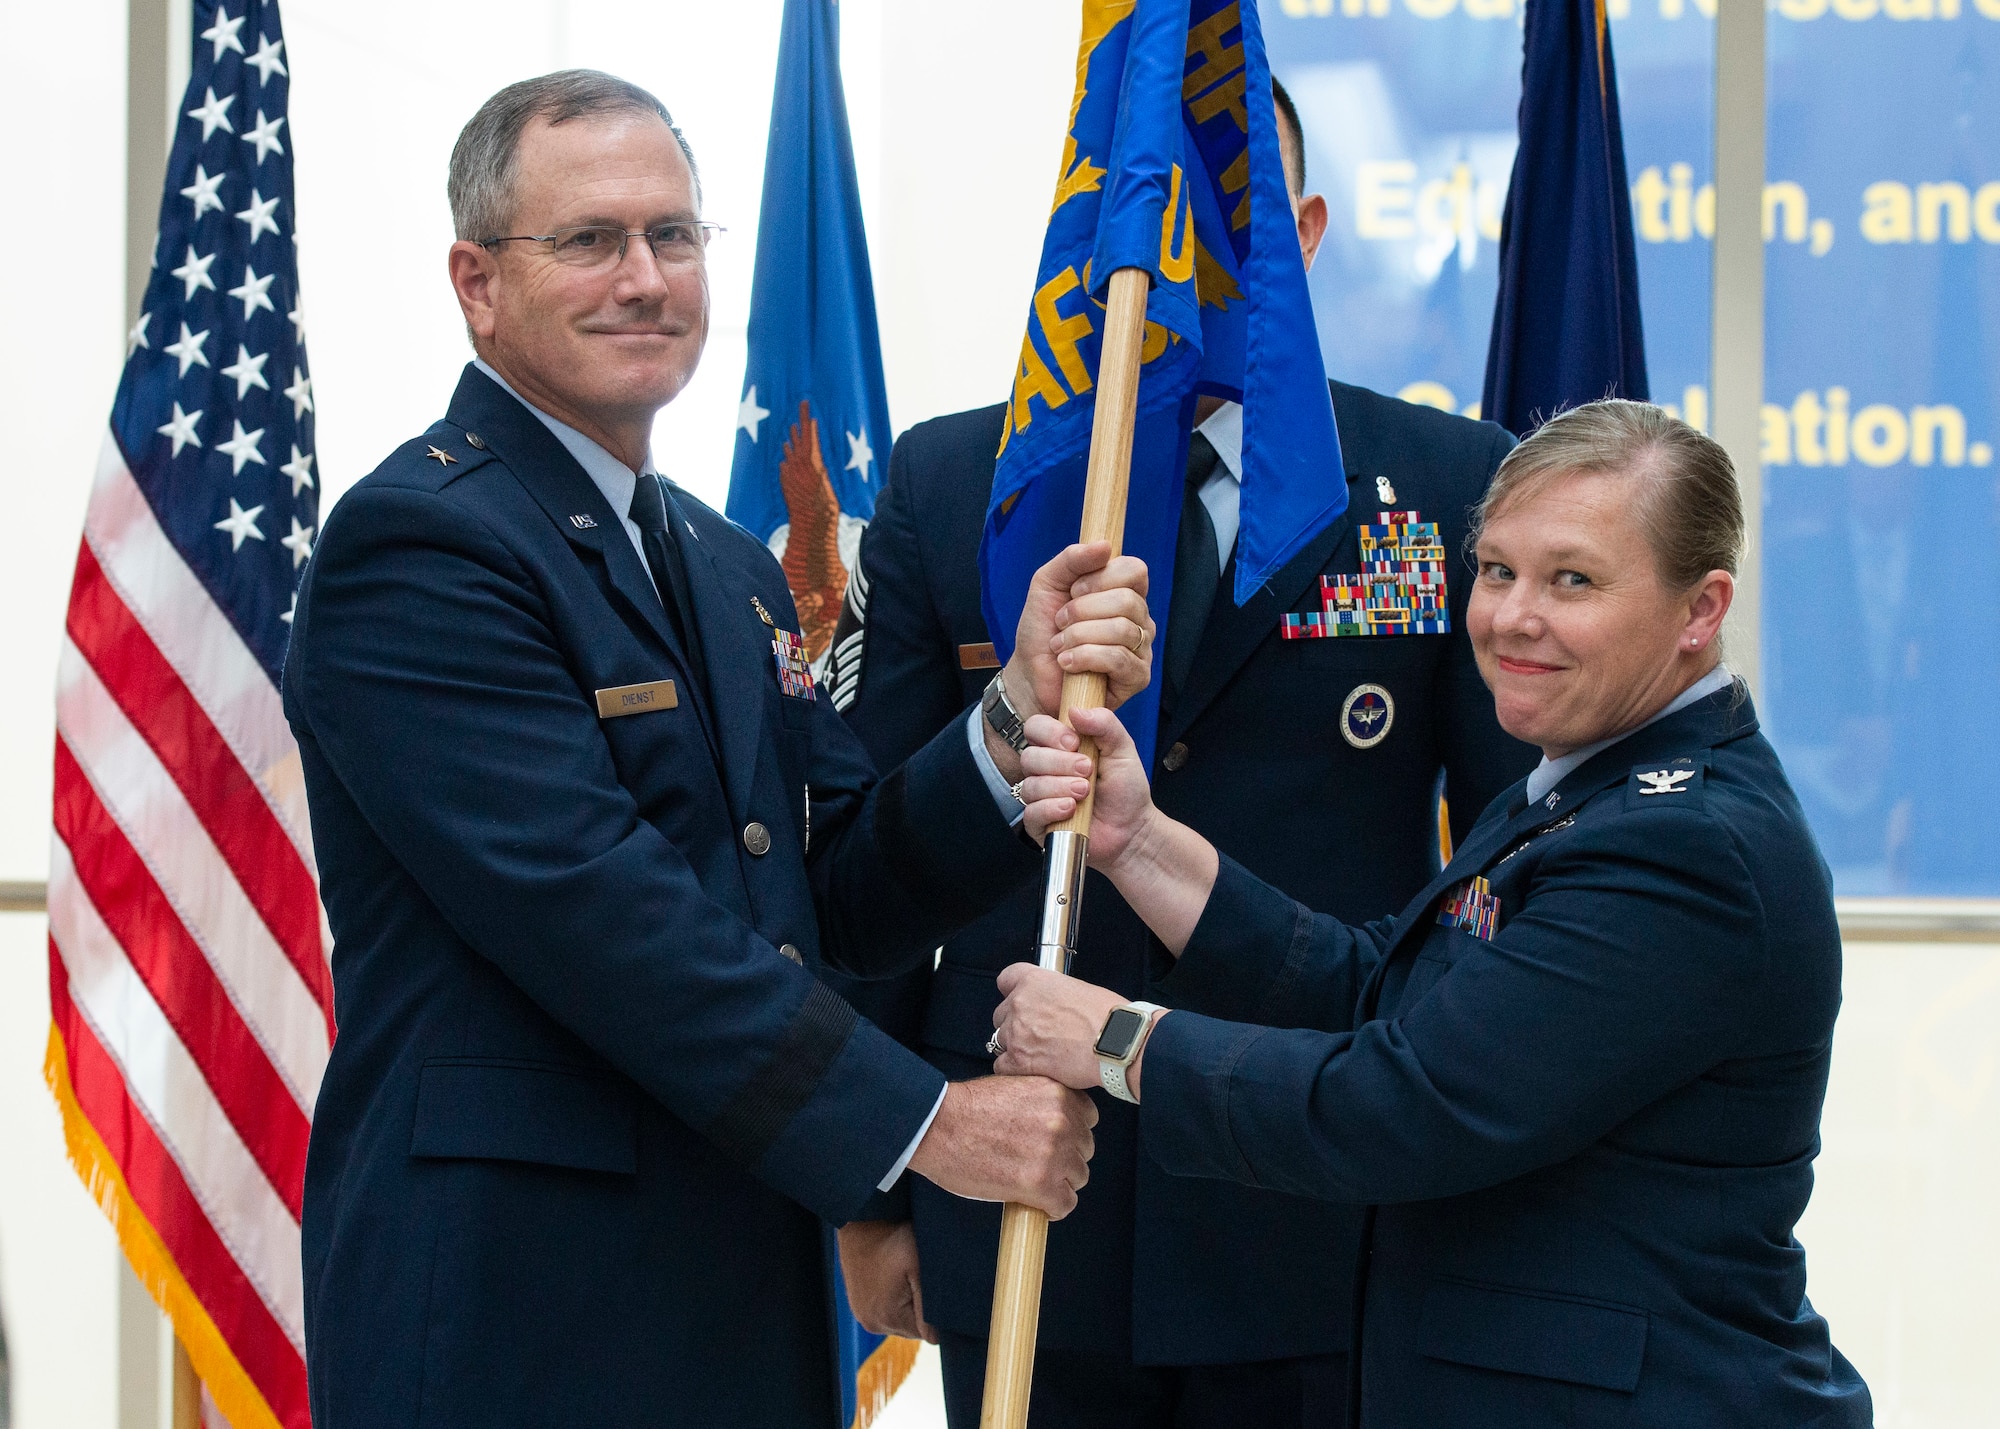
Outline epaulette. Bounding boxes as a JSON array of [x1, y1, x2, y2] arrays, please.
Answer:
[[376, 422, 500, 493], [1623, 755, 1706, 810]]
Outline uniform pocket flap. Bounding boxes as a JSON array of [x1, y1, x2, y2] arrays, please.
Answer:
[[1418, 1278, 1648, 1393], [411, 1059, 639, 1175], [921, 961, 1004, 1059]]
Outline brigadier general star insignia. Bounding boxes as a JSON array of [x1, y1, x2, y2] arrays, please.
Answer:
[[425, 444, 456, 466]]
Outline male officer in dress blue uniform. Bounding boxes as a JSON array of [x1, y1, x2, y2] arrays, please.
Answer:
[[831, 86, 1539, 1428], [283, 71, 1155, 1428]]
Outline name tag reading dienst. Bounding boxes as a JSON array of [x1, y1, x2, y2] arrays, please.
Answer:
[[595, 679, 679, 718]]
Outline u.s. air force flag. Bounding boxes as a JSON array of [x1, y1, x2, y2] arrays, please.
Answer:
[[727, 0, 891, 675], [980, 0, 1345, 767]]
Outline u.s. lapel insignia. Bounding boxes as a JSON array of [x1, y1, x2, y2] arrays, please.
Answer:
[[569, 513, 597, 529], [1280, 510, 1449, 640], [1340, 683, 1394, 748], [425, 444, 456, 466]]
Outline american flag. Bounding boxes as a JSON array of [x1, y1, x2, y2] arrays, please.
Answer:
[[47, 5, 325, 1428]]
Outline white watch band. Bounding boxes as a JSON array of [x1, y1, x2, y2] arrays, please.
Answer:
[[1096, 1001, 1164, 1104]]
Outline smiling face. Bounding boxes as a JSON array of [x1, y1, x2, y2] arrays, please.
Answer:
[[1467, 468, 1733, 756], [447, 111, 709, 465]]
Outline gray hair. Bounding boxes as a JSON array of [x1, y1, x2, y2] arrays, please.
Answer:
[[1470, 399, 1744, 591], [448, 69, 700, 242]]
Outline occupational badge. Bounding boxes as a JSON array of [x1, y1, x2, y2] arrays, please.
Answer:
[[1340, 683, 1394, 748]]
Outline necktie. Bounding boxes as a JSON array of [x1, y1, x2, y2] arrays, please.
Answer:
[[1164, 432, 1224, 698], [627, 473, 704, 674]]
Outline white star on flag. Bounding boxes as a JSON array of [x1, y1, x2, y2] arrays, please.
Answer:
[[220, 345, 271, 399], [279, 591, 298, 625], [187, 87, 237, 141], [229, 264, 277, 320], [283, 367, 314, 420], [202, 5, 246, 60], [235, 190, 281, 243], [845, 428, 874, 477], [737, 386, 770, 442], [216, 419, 268, 475], [171, 245, 217, 299], [181, 165, 226, 220], [164, 322, 212, 377], [214, 498, 266, 550], [156, 402, 203, 456], [127, 313, 152, 357], [288, 300, 306, 345], [242, 111, 286, 164], [280, 516, 315, 569], [246, 34, 288, 85], [281, 445, 315, 496]]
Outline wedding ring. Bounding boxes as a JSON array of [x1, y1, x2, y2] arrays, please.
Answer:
[[985, 1032, 1005, 1056], [1010, 780, 1028, 807]]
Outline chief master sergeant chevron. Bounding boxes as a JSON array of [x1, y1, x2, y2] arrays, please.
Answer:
[[281, 70, 1159, 1427]]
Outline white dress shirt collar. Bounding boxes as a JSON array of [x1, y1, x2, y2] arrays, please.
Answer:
[[473, 357, 657, 569]]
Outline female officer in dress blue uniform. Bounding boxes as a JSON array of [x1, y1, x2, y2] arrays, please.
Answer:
[[990, 401, 1872, 1428]]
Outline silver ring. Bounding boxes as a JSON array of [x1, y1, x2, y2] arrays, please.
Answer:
[[1009, 780, 1028, 807], [985, 1032, 1005, 1057]]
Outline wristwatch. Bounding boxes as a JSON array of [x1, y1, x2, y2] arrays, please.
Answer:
[[982, 669, 1029, 754], [1094, 1002, 1164, 1104]]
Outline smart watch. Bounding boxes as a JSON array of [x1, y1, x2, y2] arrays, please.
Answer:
[[1094, 1002, 1164, 1104], [982, 670, 1030, 754]]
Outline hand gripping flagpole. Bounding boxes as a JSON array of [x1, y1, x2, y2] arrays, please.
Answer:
[[980, 264, 1152, 1429]]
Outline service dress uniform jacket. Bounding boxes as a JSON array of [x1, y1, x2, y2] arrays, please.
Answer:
[[283, 366, 1037, 1428], [1143, 685, 1874, 1428], [836, 383, 1536, 1368]]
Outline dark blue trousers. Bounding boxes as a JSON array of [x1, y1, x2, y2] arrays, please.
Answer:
[[937, 1330, 1348, 1429]]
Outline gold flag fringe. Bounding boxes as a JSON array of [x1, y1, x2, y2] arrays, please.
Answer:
[[850, 1334, 921, 1429], [45, 1024, 287, 1429]]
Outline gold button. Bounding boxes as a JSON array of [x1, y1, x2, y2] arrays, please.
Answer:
[[743, 821, 772, 856], [778, 943, 803, 964], [1162, 742, 1190, 772]]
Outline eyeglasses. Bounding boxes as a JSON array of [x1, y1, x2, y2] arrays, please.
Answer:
[[480, 221, 724, 269]]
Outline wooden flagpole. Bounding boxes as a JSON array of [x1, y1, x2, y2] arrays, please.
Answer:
[[979, 264, 1153, 1429]]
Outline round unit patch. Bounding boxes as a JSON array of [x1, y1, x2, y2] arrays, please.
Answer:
[[1340, 684, 1395, 749]]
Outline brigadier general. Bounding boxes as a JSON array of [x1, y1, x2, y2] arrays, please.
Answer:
[[831, 83, 1537, 1429], [283, 71, 1158, 1427]]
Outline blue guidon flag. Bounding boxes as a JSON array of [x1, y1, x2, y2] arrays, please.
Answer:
[[1481, 0, 1649, 434], [727, 0, 891, 702], [979, 0, 1346, 770]]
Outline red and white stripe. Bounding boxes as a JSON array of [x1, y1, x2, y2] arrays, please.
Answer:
[[49, 433, 330, 1429]]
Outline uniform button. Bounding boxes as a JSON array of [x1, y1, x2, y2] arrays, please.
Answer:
[[743, 821, 772, 856], [1161, 742, 1190, 772], [464, 431, 486, 450], [778, 943, 803, 964]]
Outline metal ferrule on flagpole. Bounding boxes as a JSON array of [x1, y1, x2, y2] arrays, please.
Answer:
[[1034, 831, 1089, 973]]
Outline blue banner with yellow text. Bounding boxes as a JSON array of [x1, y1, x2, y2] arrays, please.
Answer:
[[981, 0, 1346, 769]]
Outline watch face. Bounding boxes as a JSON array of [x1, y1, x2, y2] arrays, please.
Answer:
[[1094, 1007, 1147, 1059]]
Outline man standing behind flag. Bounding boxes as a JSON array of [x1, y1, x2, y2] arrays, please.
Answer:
[[1482, 0, 1648, 433], [282, 70, 1156, 1427], [834, 28, 1535, 1429]]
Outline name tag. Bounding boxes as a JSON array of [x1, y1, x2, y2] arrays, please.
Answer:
[[958, 642, 1001, 670], [595, 679, 678, 718]]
